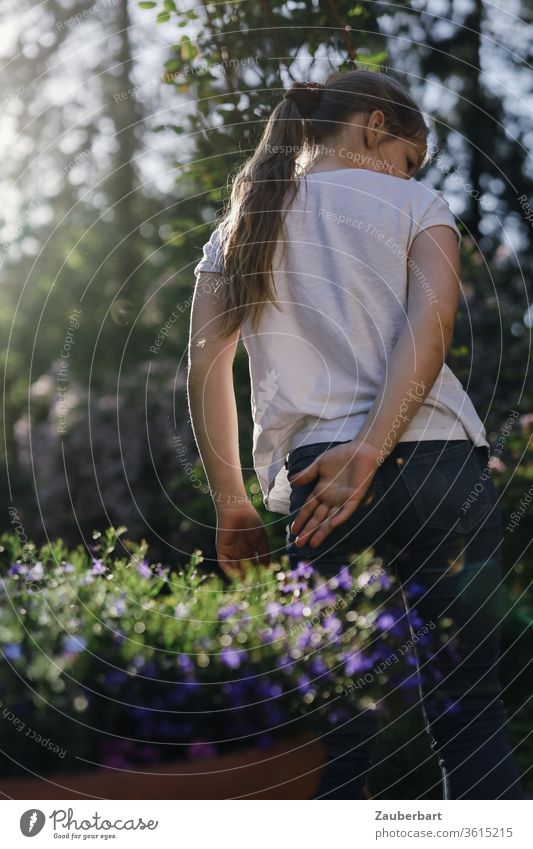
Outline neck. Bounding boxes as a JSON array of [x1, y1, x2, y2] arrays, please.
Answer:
[[309, 144, 389, 174]]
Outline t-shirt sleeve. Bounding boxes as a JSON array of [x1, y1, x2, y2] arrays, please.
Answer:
[[412, 188, 462, 249], [193, 224, 224, 275]]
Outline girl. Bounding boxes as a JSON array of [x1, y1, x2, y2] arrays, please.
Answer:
[[188, 69, 524, 799]]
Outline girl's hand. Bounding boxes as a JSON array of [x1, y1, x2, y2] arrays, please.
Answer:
[[215, 502, 271, 578], [288, 441, 381, 550]]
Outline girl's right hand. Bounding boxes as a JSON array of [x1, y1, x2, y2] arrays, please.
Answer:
[[288, 440, 381, 550]]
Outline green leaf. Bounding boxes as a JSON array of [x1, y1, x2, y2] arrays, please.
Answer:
[[358, 50, 388, 69], [138, 1, 157, 8], [180, 35, 198, 62], [347, 4, 366, 16], [164, 58, 183, 72]]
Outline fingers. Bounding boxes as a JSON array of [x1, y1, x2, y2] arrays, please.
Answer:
[[293, 501, 330, 547], [292, 495, 361, 549], [327, 498, 360, 528], [218, 557, 243, 579], [304, 505, 340, 548], [307, 501, 359, 547], [290, 486, 323, 537], [255, 536, 272, 567], [298, 507, 338, 548], [218, 540, 271, 578]]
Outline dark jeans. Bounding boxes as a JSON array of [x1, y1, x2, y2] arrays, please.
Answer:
[[285, 438, 524, 800]]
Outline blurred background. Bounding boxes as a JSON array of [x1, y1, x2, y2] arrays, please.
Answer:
[[1, 0, 531, 796]]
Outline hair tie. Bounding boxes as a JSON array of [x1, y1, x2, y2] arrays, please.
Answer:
[[283, 81, 324, 118]]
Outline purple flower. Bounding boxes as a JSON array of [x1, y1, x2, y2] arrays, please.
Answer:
[[28, 562, 44, 581], [79, 574, 95, 585], [281, 580, 307, 594], [409, 611, 425, 629], [63, 634, 87, 654], [177, 653, 194, 675], [323, 616, 342, 635], [256, 679, 283, 699], [218, 604, 239, 620], [327, 707, 349, 725], [60, 562, 75, 574], [311, 584, 336, 605], [258, 628, 273, 643], [285, 601, 305, 618], [375, 571, 393, 590], [405, 581, 425, 598], [270, 624, 287, 642], [136, 560, 152, 579], [376, 613, 396, 632], [90, 558, 106, 576], [295, 630, 313, 651], [290, 561, 314, 580], [8, 562, 27, 576], [265, 601, 281, 619], [297, 674, 315, 695], [310, 656, 329, 675], [344, 651, 369, 677], [4, 643, 22, 661], [336, 565, 353, 591], [260, 625, 285, 645], [110, 596, 127, 616], [220, 647, 243, 669]]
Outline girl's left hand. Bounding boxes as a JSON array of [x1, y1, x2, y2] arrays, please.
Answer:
[[289, 440, 381, 549], [215, 503, 271, 578]]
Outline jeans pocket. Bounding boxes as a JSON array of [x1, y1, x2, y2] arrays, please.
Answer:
[[287, 451, 320, 518], [286, 442, 332, 477], [399, 442, 494, 534], [286, 445, 385, 564]]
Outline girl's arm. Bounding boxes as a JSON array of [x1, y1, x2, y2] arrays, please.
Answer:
[[187, 271, 270, 574], [187, 271, 247, 506], [289, 225, 461, 549], [354, 224, 461, 456]]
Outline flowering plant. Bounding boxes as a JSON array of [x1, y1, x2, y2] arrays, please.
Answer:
[[0, 527, 418, 777]]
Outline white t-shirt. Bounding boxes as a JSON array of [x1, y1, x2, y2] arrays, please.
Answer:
[[193, 168, 489, 515]]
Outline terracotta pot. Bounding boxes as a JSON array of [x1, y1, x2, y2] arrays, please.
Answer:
[[0, 732, 325, 800]]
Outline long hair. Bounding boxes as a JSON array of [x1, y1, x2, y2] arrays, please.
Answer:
[[214, 68, 428, 338]]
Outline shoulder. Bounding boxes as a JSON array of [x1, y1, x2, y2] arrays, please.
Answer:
[[193, 221, 225, 275], [409, 182, 461, 246], [411, 179, 453, 211]]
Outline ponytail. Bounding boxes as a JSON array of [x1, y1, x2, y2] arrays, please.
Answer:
[[215, 69, 427, 337]]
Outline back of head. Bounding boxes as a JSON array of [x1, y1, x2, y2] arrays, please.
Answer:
[[214, 68, 428, 337]]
